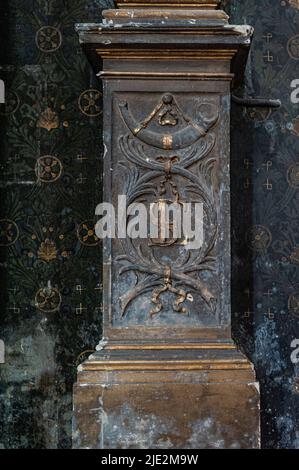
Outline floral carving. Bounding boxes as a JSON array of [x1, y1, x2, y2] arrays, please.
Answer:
[[116, 94, 219, 318]]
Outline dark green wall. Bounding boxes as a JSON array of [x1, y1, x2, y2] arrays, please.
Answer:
[[0, 0, 298, 448]]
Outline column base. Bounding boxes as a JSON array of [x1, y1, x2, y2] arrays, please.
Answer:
[[73, 346, 260, 449]]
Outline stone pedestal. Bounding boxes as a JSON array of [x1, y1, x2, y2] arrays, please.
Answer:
[[74, 0, 260, 449], [73, 348, 260, 449]]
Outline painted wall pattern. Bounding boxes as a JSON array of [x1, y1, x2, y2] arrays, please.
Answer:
[[0, 0, 298, 448]]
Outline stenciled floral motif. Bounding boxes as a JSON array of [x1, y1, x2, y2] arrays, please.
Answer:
[[35, 285, 62, 312], [35, 155, 63, 183], [35, 26, 62, 53], [78, 89, 102, 117]]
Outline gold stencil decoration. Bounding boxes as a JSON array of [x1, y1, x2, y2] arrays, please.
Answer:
[[290, 246, 299, 264], [77, 220, 100, 246], [35, 26, 62, 52], [78, 89, 102, 117], [0, 219, 19, 246], [37, 107, 59, 131], [35, 155, 63, 183], [288, 0, 299, 10], [289, 116, 299, 136], [76, 350, 96, 366], [38, 239, 58, 262], [287, 34, 299, 59], [288, 292, 299, 317], [287, 162, 299, 188], [35, 286, 62, 313], [0, 90, 20, 116], [245, 107, 271, 123], [246, 225, 272, 254]]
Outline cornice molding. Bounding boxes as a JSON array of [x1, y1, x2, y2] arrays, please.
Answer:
[[115, 0, 221, 8]]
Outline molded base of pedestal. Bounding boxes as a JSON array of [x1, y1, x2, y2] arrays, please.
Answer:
[[73, 348, 260, 449]]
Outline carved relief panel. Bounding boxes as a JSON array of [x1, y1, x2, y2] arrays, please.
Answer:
[[101, 81, 231, 339], [73, 3, 260, 451]]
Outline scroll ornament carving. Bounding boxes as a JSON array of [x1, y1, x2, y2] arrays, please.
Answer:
[[116, 94, 219, 318], [118, 94, 219, 150]]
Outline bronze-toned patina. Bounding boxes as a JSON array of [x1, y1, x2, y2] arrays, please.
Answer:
[[73, 1, 260, 449], [115, 0, 222, 8]]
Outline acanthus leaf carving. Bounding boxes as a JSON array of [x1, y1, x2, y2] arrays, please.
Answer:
[[116, 94, 219, 319]]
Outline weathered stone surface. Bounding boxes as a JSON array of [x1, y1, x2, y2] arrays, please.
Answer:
[[103, 9, 229, 22], [73, 365, 260, 449], [73, 3, 260, 449], [115, 1, 222, 9]]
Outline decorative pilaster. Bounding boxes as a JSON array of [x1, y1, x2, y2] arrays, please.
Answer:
[[73, 0, 260, 449]]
